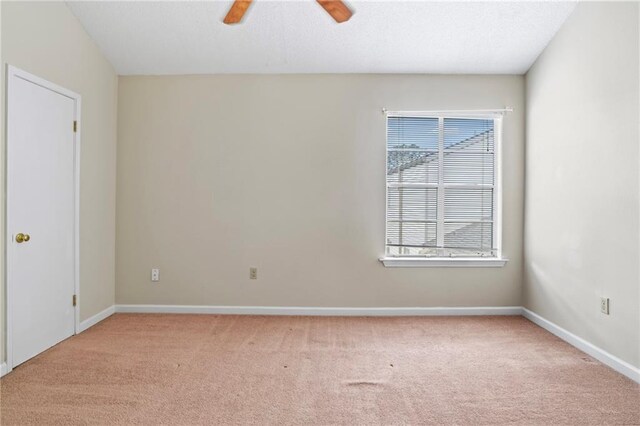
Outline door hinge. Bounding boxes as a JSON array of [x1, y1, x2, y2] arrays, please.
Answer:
[[73, 121, 77, 133], [72, 294, 77, 307]]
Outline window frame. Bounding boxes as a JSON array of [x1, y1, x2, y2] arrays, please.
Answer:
[[380, 110, 507, 268]]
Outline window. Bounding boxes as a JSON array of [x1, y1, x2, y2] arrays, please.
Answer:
[[382, 112, 506, 267]]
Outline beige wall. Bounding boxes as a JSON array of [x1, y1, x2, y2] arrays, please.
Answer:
[[117, 74, 524, 308], [525, 2, 640, 367], [1, 2, 118, 362]]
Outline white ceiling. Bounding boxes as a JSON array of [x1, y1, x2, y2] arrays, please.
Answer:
[[66, 0, 577, 75]]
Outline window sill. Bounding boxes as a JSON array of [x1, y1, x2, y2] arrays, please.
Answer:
[[379, 257, 508, 268]]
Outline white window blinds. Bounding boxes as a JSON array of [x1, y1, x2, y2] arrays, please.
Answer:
[[386, 115, 499, 258]]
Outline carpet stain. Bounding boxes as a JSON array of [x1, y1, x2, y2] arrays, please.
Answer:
[[344, 380, 385, 387]]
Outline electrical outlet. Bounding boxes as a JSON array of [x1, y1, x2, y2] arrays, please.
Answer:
[[600, 297, 609, 315], [151, 268, 160, 282], [249, 267, 257, 280]]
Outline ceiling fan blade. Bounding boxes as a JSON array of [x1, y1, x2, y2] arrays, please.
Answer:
[[223, 0, 253, 25], [316, 0, 353, 23]]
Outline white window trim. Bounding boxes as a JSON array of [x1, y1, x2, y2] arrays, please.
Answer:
[[381, 110, 508, 268], [379, 257, 508, 268]]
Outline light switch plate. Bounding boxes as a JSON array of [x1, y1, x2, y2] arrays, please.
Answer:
[[600, 297, 609, 315], [151, 268, 160, 282]]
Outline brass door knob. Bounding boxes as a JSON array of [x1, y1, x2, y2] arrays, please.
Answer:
[[16, 233, 30, 243]]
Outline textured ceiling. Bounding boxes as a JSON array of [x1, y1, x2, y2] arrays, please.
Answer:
[[66, 1, 576, 75]]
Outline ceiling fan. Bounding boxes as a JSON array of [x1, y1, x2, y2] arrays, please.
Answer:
[[223, 0, 353, 25]]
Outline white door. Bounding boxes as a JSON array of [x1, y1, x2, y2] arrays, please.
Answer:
[[7, 67, 78, 369]]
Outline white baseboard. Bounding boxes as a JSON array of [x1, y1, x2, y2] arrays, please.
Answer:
[[4, 304, 637, 384], [78, 305, 115, 333], [114, 304, 523, 316], [522, 308, 640, 384]]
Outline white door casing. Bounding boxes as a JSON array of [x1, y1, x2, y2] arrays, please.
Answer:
[[6, 66, 81, 372]]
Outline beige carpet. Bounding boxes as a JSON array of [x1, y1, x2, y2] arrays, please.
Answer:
[[1, 314, 638, 425]]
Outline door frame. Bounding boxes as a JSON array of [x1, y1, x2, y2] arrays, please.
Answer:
[[5, 65, 81, 373]]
